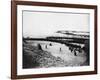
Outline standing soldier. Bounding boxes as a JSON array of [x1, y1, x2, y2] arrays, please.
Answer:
[[74, 48, 77, 56], [38, 44, 42, 50], [45, 45, 47, 49], [60, 47, 62, 52]]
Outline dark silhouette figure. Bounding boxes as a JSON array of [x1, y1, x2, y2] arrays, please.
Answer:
[[69, 46, 71, 50], [70, 47, 73, 52], [74, 49, 77, 56], [78, 48, 82, 53], [60, 47, 62, 52], [49, 43, 52, 46], [45, 45, 47, 49], [38, 44, 42, 50]]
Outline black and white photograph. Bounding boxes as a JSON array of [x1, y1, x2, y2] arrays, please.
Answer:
[[11, 1, 97, 79], [22, 10, 90, 69]]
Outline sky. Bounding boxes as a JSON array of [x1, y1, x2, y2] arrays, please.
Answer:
[[23, 11, 90, 38]]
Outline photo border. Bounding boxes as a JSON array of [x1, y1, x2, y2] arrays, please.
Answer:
[[11, 0, 97, 79]]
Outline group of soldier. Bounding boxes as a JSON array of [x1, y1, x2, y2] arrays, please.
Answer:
[[37, 43, 52, 50], [68, 45, 83, 56], [37, 43, 83, 56]]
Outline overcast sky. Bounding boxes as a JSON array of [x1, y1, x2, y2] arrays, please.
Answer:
[[23, 11, 90, 38]]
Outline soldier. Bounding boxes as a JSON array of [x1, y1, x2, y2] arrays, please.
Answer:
[[45, 45, 47, 49], [60, 47, 62, 52], [49, 43, 52, 46], [38, 44, 42, 50], [70, 47, 73, 52], [74, 48, 77, 56]]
